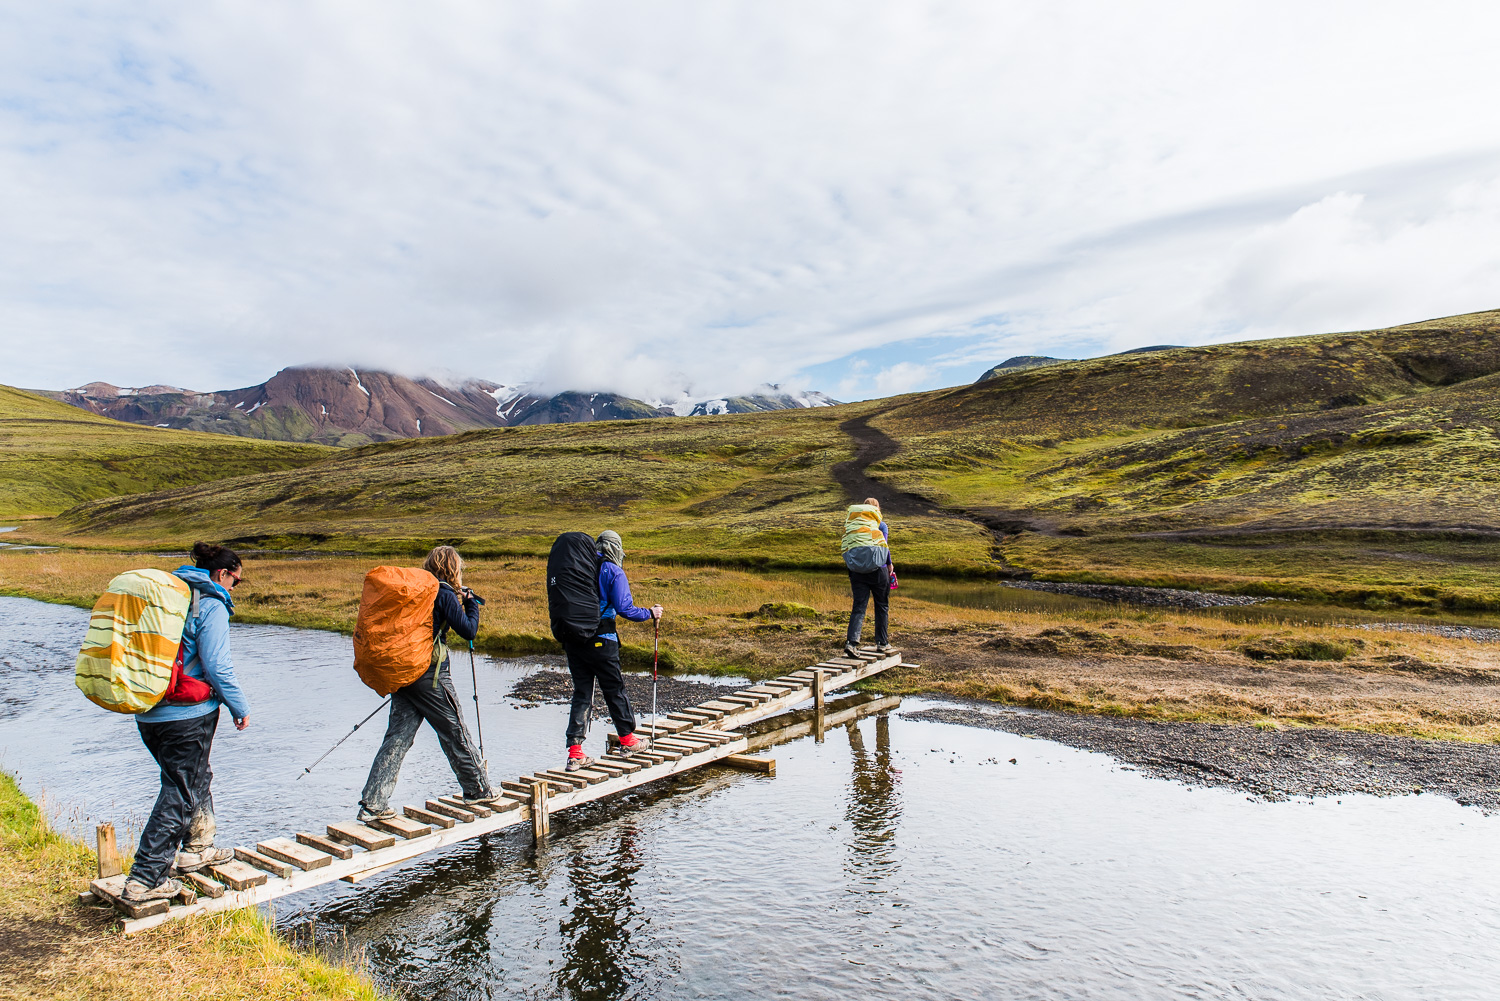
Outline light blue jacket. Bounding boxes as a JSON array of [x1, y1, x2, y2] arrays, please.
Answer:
[[137, 566, 251, 723]]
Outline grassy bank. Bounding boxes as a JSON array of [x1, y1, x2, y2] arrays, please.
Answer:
[[7, 548, 1500, 741], [0, 771, 386, 1000]]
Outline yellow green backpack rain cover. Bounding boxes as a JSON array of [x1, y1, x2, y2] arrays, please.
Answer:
[[75, 568, 192, 713]]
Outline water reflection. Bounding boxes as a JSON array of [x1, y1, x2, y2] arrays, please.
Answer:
[[843, 715, 901, 896], [556, 823, 673, 1001]]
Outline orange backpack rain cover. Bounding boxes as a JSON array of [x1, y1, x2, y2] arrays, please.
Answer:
[[352, 566, 441, 695]]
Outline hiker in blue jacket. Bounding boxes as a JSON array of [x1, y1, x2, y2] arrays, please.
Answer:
[[124, 542, 251, 903], [564, 530, 662, 772]]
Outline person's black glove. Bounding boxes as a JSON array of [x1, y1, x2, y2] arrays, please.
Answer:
[[462, 587, 486, 606]]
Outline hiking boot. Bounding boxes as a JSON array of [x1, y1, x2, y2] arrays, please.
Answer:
[[174, 846, 233, 873], [617, 732, 641, 750], [566, 754, 595, 772], [463, 792, 505, 807], [123, 876, 181, 902], [356, 806, 395, 825], [842, 642, 861, 658], [875, 643, 895, 655]]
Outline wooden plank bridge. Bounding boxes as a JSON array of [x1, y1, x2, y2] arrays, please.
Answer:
[[87, 649, 907, 934]]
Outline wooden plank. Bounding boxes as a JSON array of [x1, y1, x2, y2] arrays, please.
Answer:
[[405, 805, 456, 829], [96, 823, 122, 879], [327, 821, 396, 851], [175, 883, 198, 906], [424, 799, 476, 823], [724, 754, 776, 774], [697, 700, 743, 712], [296, 832, 354, 860], [568, 767, 615, 785], [90, 876, 170, 919], [256, 837, 333, 871], [438, 795, 491, 818], [538, 770, 590, 790], [687, 728, 735, 744], [179, 871, 225, 898], [208, 860, 268, 892], [235, 846, 294, 878], [487, 796, 524, 814], [586, 759, 638, 776], [367, 814, 433, 840], [502, 778, 569, 796]]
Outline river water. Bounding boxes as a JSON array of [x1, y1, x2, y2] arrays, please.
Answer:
[[3, 594, 1498, 1000]]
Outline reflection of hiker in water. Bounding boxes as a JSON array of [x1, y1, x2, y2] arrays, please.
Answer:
[[556, 825, 649, 998], [548, 530, 662, 773], [844, 715, 902, 886], [841, 497, 894, 657]]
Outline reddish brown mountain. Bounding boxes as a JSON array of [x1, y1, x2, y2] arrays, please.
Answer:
[[38, 367, 833, 446]]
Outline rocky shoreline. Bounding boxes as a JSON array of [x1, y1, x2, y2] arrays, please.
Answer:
[[904, 703, 1500, 812]]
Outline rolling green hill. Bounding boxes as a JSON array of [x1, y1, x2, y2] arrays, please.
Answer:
[[0, 385, 333, 517], [38, 396, 991, 572], [18, 308, 1500, 608]]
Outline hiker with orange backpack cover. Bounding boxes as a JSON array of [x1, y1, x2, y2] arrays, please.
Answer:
[[355, 546, 502, 824], [123, 543, 250, 904]]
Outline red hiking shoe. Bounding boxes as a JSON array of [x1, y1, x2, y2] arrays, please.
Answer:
[[618, 732, 640, 749]]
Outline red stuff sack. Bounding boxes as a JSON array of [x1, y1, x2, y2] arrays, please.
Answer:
[[162, 590, 214, 706]]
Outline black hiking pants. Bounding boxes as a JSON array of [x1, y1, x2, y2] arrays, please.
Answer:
[[847, 566, 891, 646], [132, 708, 219, 888], [360, 659, 493, 814], [563, 635, 636, 746]]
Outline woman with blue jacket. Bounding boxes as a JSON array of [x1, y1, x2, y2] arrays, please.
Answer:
[[123, 542, 251, 903]]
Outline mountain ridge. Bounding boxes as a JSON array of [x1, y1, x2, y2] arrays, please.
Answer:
[[38, 367, 838, 446]]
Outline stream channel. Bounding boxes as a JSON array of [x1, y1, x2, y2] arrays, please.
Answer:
[[3, 595, 1498, 999]]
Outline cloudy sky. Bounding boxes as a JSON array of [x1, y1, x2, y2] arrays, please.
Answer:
[[4, 2, 1500, 401]]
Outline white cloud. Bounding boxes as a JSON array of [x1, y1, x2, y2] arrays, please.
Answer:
[[2, 2, 1500, 398], [871, 362, 936, 396]]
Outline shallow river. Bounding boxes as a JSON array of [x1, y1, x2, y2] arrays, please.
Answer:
[[3, 595, 1498, 1000]]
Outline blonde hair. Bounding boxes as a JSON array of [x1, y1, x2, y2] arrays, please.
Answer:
[[423, 545, 464, 590], [863, 497, 881, 509]]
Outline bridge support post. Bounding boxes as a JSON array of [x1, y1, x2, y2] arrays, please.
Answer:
[[530, 780, 550, 841], [812, 670, 825, 743], [97, 823, 122, 878]]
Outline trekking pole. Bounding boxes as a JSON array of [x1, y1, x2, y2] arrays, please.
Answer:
[[650, 614, 660, 751], [296, 698, 391, 780], [469, 641, 487, 772]]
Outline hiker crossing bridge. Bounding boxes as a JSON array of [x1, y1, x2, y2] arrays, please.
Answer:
[[86, 649, 907, 934]]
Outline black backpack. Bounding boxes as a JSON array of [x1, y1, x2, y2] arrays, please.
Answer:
[[547, 532, 604, 643]]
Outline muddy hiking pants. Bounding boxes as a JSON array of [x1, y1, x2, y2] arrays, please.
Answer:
[[360, 659, 494, 814], [132, 708, 219, 888], [847, 566, 891, 647], [563, 635, 636, 746]]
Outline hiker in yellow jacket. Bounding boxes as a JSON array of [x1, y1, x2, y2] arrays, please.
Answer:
[[840, 498, 893, 657]]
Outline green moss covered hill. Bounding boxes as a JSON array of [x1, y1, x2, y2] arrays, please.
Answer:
[[15, 309, 1500, 608], [0, 385, 331, 517]]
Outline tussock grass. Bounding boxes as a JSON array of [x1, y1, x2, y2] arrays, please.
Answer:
[[0, 771, 388, 1000]]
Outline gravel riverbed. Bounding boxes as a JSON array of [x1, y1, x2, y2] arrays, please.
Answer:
[[509, 668, 738, 718], [905, 704, 1500, 811], [999, 580, 1266, 608]]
